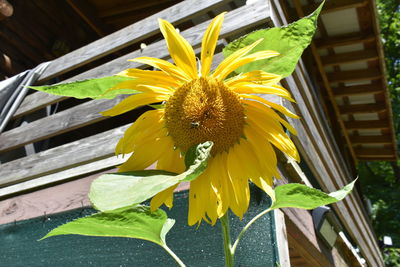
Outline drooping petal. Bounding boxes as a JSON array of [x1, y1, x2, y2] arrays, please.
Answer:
[[130, 57, 191, 82], [200, 12, 226, 77], [188, 169, 212, 226], [101, 93, 169, 117], [158, 19, 198, 79], [212, 38, 263, 79]]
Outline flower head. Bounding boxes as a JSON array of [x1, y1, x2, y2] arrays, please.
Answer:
[[102, 13, 299, 225]]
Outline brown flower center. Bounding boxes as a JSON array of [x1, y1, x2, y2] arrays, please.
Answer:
[[165, 77, 245, 155]]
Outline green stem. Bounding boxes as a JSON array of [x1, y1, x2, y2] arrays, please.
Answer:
[[231, 208, 272, 254], [162, 244, 186, 267], [220, 213, 234, 267]]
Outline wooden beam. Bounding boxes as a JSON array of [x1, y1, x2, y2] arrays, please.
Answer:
[[316, 33, 375, 49], [351, 135, 392, 144], [99, 0, 176, 18], [327, 68, 382, 83], [302, 0, 367, 15], [0, 0, 13, 20], [333, 84, 383, 97], [344, 120, 389, 130], [339, 103, 386, 114], [321, 49, 379, 66], [66, 0, 111, 37], [355, 148, 395, 158]]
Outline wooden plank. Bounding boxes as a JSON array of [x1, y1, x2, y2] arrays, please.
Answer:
[[302, 0, 367, 15], [321, 49, 379, 66], [316, 33, 375, 49], [0, 96, 127, 153], [99, 0, 177, 18], [333, 84, 383, 97], [351, 135, 392, 144], [344, 120, 389, 130], [355, 148, 394, 157], [36, 0, 231, 82], [339, 103, 386, 114], [13, 1, 268, 119], [0, 125, 129, 187], [274, 209, 291, 267], [0, 156, 126, 198], [327, 68, 382, 83]]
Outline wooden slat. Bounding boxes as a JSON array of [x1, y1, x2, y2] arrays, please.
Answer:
[[344, 120, 389, 130], [355, 148, 395, 158], [333, 84, 383, 97], [351, 135, 392, 144], [339, 103, 386, 114], [0, 125, 129, 187], [327, 68, 382, 83], [321, 49, 379, 66], [99, 0, 177, 18], [0, 96, 126, 153], [316, 33, 375, 49], [302, 0, 367, 15], [13, 1, 268, 119], [36, 0, 230, 82]]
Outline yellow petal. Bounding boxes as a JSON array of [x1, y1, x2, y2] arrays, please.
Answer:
[[200, 12, 226, 77], [150, 184, 178, 211], [130, 57, 190, 82], [232, 83, 294, 102], [240, 94, 300, 119], [101, 93, 169, 117], [188, 171, 211, 226], [213, 38, 264, 79], [158, 19, 198, 79], [107, 80, 173, 95], [215, 50, 279, 80], [117, 69, 181, 88], [118, 134, 171, 172]]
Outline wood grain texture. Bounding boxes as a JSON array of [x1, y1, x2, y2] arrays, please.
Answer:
[[327, 68, 382, 83], [0, 95, 127, 153], [36, 0, 230, 82], [332, 84, 383, 96], [321, 49, 378, 66], [13, 93, 67, 119], [0, 125, 129, 187]]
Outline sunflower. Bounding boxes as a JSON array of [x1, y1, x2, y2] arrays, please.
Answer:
[[101, 13, 299, 225]]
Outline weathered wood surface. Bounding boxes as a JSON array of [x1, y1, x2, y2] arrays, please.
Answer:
[[339, 102, 386, 114], [12, 93, 67, 119], [315, 33, 375, 49], [36, 0, 230, 82], [344, 120, 389, 130], [0, 125, 129, 187], [12, 1, 268, 119], [274, 209, 291, 267], [0, 96, 126, 153], [0, 156, 126, 198], [321, 49, 378, 66]]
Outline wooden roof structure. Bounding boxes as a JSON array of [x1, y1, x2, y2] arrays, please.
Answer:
[[283, 0, 397, 163]]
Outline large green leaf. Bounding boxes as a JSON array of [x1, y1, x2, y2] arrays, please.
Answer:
[[89, 141, 213, 211], [29, 76, 138, 99], [222, 2, 323, 78], [269, 179, 356, 210], [40, 205, 175, 247]]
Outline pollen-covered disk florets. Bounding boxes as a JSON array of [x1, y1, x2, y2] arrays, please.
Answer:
[[165, 77, 245, 155]]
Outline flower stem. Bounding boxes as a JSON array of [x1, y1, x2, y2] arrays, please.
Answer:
[[162, 244, 186, 267], [220, 213, 234, 267], [231, 208, 272, 254]]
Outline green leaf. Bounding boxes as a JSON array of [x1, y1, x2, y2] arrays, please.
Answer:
[[40, 205, 174, 246], [222, 1, 324, 78], [269, 179, 356, 210], [29, 76, 139, 99], [89, 141, 213, 211]]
